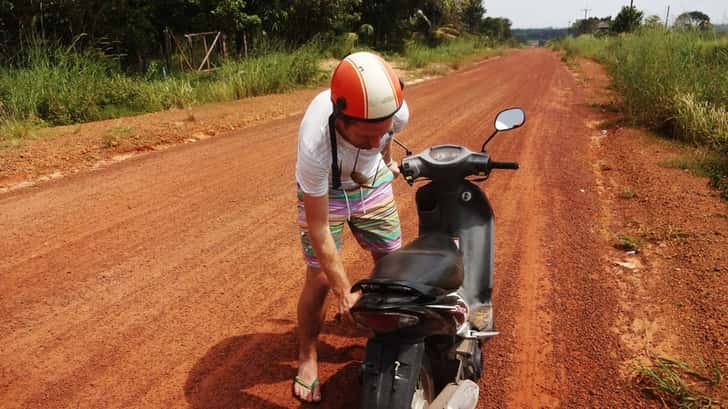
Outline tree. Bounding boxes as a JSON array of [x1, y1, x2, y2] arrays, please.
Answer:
[[0, 0, 511, 69], [480, 17, 511, 40], [611, 5, 643, 33], [211, 0, 261, 57], [674, 11, 712, 31], [285, 0, 362, 44], [460, 0, 486, 33], [643, 14, 663, 29], [570, 17, 610, 36], [360, 0, 418, 50]]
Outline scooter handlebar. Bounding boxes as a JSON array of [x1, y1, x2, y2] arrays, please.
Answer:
[[399, 148, 519, 185], [488, 161, 519, 170]]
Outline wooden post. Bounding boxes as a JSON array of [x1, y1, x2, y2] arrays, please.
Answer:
[[197, 32, 221, 71], [202, 35, 210, 70], [243, 31, 248, 59], [40, 0, 45, 40], [163, 28, 172, 72], [171, 33, 194, 71], [221, 33, 227, 60], [187, 35, 194, 69]]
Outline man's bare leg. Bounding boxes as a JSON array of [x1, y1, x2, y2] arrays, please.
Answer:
[[295, 266, 329, 402]]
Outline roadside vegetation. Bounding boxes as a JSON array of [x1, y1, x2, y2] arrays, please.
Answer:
[[402, 34, 507, 72], [553, 9, 728, 404], [552, 12, 728, 200], [636, 355, 723, 409], [0, 1, 517, 145], [555, 29, 727, 151], [0, 40, 321, 130], [659, 148, 728, 200]]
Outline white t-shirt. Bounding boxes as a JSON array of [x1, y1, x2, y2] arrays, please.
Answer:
[[296, 90, 410, 196]]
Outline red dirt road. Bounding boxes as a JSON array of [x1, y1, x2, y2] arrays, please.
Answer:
[[1, 49, 726, 408]]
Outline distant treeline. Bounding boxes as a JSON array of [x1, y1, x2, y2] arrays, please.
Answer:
[[512, 28, 568, 44], [0, 1, 513, 71]]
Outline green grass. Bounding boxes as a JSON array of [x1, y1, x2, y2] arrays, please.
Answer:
[[0, 39, 323, 141], [552, 29, 728, 152], [100, 121, 132, 148], [614, 234, 641, 252], [553, 34, 616, 61], [193, 44, 323, 102], [660, 149, 728, 200], [402, 35, 502, 70], [636, 355, 723, 408], [618, 187, 637, 198], [0, 119, 40, 147]]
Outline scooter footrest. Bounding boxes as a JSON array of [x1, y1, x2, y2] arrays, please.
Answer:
[[467, 330, 499, 339]]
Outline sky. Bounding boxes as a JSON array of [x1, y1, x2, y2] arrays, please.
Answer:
[[483, 0, 728, 29]]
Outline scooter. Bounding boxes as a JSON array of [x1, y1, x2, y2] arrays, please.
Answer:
[[350, 107, 526, 409]]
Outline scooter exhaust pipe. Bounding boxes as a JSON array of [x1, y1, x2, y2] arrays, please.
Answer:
[[428, 380, 479, 409]]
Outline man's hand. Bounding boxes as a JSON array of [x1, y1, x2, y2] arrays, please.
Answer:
[[335, 290, 361, 324], [387, 160, 401, 179]]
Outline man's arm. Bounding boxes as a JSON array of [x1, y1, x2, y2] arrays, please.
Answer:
[[382, 136, 401, 177], [302, 193, 359, 316]]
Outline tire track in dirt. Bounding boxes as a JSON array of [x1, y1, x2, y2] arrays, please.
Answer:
[[495, 64, 560, 408]]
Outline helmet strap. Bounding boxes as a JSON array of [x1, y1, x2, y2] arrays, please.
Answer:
[[328, 113, 342, 189]]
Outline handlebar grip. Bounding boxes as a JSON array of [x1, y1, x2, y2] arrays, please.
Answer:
[[400, 157, 423, 184], [490, 161, 519, 170]]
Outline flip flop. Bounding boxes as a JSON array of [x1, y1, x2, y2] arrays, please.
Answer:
[[293, 375, 322, 404]]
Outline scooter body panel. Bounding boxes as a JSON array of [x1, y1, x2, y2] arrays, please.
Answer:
[[415, 180, 495, 306]]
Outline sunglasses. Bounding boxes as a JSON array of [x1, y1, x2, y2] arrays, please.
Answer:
[[350, 149, 380, 189]]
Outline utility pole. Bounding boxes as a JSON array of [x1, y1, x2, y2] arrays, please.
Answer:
[[665, 5, 670, 28], [580, 8, 591, 19], [630, 0, 634, 8]]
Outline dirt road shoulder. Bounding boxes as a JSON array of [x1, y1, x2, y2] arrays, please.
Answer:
[[575, 56, 728, 405]]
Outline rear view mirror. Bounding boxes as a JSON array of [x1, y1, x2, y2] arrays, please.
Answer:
[[494, 108, 525, 131]]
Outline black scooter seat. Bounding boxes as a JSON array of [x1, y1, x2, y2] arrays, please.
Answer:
[[366, 233, 464, 291]]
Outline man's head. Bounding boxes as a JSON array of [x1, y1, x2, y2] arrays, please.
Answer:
[[336, 116, 393, 149], [330, 51, 403, 149]]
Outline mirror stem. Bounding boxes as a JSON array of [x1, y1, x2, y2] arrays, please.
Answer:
[[392, 136, 412, 156], [481, 130, 498, 152]]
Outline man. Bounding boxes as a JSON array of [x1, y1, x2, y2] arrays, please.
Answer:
[[293, 51, 409, 403]]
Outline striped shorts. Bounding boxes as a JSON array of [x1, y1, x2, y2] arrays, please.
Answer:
[[297, 167, 402, 268]]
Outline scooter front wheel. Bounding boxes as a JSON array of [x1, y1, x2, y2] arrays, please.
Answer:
[[411, 357, 435, 409], [360, 337, 427, 409]]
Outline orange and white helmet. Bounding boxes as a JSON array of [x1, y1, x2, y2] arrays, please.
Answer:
[[331, 52, 404, 122]]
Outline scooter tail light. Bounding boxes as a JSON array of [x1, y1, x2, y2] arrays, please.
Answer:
[[352, 311, 420, 332]]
